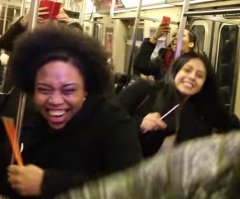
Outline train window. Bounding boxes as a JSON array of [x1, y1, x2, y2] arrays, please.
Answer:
[[192, 25, 205, 52], [93, 23, 103, 42], [124, 27, 143, 73], [105, 27, 113, 54], [127, 26, 144, 41], [218, 25, 238, 65], [216, 25, 239, 110], [191, 20, 208, 53]]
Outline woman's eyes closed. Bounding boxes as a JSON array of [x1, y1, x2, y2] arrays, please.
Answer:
[[62, 88, 77, 95], [183, 67, 191, 73], [196, 73, 205, 79], [36, 87, 77, 95], [36, 87, 51, 94]]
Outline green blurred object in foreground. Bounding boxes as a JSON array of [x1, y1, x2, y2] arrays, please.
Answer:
[[57, 132, 240, 199]]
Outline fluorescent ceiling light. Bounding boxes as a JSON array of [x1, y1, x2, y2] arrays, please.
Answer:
[[121, 0, 166, 8], [167, 0, 215, 5], [190, 0, 215, 3], [114, 3, 174, 13], [142, 4, 174, 9]]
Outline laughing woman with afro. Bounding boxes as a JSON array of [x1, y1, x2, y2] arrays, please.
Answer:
[[0, 23, 142, 199]]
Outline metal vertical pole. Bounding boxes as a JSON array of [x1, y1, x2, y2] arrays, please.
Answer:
[[68, 0, 72, 10], [174, 0, 190, 59], [20, 0, 26, 17], [110, 0, 116, 18], [127, 0, 143, 76], [63, 0, 69, 10], [230, 26, 240, 113], [2, 0, 9, 34], [14, 0, 40, 164], [80, 0, 86, 26], [27, 0, 40, 31]]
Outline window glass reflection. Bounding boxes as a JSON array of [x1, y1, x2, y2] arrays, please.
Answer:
[[217, 25, 238, 109], [192, 25, 205, 52]]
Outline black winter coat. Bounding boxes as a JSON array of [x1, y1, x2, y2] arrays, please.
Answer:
[[0, 17, 34, 122], [0, 17, 25, 52], [0, 94, 142, 199], [118, 80, 240, 157], [133, 38, 173, 80]]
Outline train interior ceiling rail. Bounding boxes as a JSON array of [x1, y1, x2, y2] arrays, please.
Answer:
[[1, 0, 240, 117]]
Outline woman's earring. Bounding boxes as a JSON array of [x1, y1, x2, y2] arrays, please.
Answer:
[[83, 97, 86, 102]]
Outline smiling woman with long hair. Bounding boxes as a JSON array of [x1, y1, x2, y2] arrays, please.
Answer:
[[118, 52, 240, 157]]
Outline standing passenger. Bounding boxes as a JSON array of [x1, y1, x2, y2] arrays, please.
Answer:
[[133, 22, 197, 80], [0, 23, 142, 198], [119, 52, 240, 157]]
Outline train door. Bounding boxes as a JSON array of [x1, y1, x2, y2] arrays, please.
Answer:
[[124, 20, 144, 73], [93, 20, 104, 42], [215, 24, 239, 112], [191, 20, 209, 54]]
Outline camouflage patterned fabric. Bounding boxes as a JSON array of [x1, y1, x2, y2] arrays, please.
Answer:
[[57, 132, 240, 199]]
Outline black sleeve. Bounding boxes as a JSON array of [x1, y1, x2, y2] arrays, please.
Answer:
[[133, 38, 162, 78], [0, 120, 17, 198], [40, 103, 143, 199], [99, 102, 143, 171], [117, 80, 152, 114], [0, 17, 26, 52], [206, 104, 240, 132], [217, 112, 240, 132], [41, 170, 92, 199], [225, 114, 240, 130]]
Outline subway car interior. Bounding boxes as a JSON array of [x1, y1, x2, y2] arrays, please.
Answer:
[[1, 0, 240, 198], [1, 1, 240, 119], [2, 0, 239, 115]]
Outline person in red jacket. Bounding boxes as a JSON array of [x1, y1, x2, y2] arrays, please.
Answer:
[[133, 22, 197, 80]]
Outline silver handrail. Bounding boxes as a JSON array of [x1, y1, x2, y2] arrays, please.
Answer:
[[184, 7, 240, 16], [230, 26, 240, 113], [127, 0, 143, 76], [13, 0, 40, 165], [2, 0, 9, 34], [80, 0, 86, 26], [174, 0, 190, 59]]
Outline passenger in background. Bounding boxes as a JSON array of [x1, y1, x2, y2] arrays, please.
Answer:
[[118, 52, 240, 157], [133, 21, 197, 80], [0, 8, 82, 120], [0, 23, 142, 198], [67, 21, 83, 33], [0, 50, 9, 91], [0, 8, 70, 52]]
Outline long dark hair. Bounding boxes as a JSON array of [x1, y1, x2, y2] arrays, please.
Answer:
[[154, 52, 222, 126], [187, 29, 198, 52], [166, 52, 218, 103]]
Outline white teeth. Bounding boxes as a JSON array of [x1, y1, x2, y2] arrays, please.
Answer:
[[183, 82, 193, 88], [48, 110, 66, 117]]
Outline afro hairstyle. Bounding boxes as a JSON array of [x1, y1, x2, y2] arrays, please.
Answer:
[[8, 22, 111, 95]]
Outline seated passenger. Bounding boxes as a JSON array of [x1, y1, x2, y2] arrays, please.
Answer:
[[57, 132, 240, 199], [133, 22, 197, 80], [118, 52, 240, 157], [0, 23, 142, 198]]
